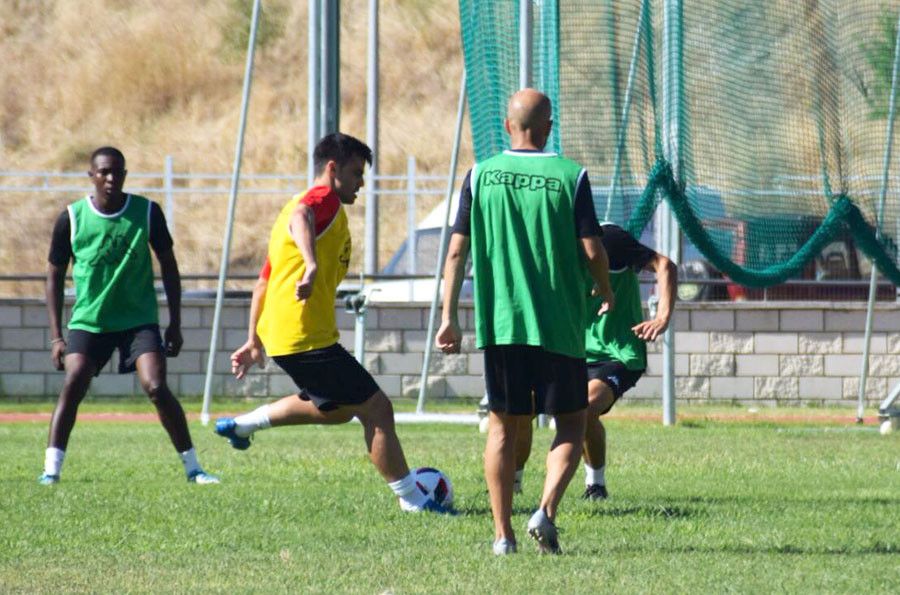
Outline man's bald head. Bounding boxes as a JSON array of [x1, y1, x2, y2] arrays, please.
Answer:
[[506, 89, 552, 131], [505, 89, 552, 150]]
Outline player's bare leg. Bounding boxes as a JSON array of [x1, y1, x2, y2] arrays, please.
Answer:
[[484, 411, 522, 542], [47, 353, 96, 450], [40, 354, 95, 483], [351, 391, 411, 482], [136, 352, 192, 452], [267, 393, 355, 426], [582, 379, 616, 499], [136, 351, 218, 483], [513, 415, 534, 493], [583, 379, 616, 469], [538, 409, 586, 520]]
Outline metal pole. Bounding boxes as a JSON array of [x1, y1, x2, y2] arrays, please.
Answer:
[[857, 9, 900, 423], [364, 0, 380, 275], [605, 0, 649, 221], [353, 297, 367, 364], [519, 0, 533, 88], [407, 156, 417, 274], [200, 0, 261, 425], [320, 0, 340, 136], [660, 0, 682, 427], [406, 156, 417, 302], [307, 0, 321, 183], [417, 71, 467, 414], [164, 155, 174, 237]]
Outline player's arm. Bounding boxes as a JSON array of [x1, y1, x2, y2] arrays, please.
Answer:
[[581, 236, 614, 314], [46, 263, 67, 371], [46, 211, 70, 370], [436, 170, 473, 354], [289, 203, 317, 301], [436, 233, 470, 354], [574, 172, 614, 314], [632, 253, 677, 341], [156, 248, 183, 357], [232, 263, 269, 380], [150, 204, 183, 357]]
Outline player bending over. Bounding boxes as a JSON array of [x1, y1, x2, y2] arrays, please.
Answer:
[[215, 133, 447, 514], [515, 222, 677, 500], [41, 147, 218, 485]]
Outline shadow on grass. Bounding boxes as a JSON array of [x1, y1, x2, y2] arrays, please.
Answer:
[[679, 494, 900, 507], [600, 542, 899, 556], [578, 504, 703, 519]]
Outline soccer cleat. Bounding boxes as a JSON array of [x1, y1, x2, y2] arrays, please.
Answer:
[[214, 417, 251, 450], [582, 483, 608, 501], [492, 537, 517, 555], [187, 470, 221, 484], [527, 508, 561, 555], [400, 497, 452, 514], [38, 473, 60, 485]]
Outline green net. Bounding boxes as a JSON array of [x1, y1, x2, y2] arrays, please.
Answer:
[[459, 0, 900, 293]]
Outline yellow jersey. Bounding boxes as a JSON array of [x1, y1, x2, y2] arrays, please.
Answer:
[[256, 186, 351, 356]]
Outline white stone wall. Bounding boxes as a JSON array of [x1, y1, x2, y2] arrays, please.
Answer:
[[1, 298, 898, 406]]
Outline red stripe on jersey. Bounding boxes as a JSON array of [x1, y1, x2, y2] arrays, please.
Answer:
[[259, 257, 272, 280], [301, 185, 341, 236]]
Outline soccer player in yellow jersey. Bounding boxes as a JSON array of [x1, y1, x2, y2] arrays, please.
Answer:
[[215, 133, 447, 513]]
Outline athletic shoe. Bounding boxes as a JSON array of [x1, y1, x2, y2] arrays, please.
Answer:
[[582, 483, 608, 500], [492, 537, 517, 555], [214, 417, 251, 450], [527, 508, 561, 554], [37, 473, 59, 485], [400, 498, 452, 514], [187, 470, 221, 484]]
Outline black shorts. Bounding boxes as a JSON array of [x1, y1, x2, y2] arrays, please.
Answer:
[[272, 343, 380, 412], [587, 360, 644, 413], [483, 345, 587, 416], [66, 324, 164, 375]]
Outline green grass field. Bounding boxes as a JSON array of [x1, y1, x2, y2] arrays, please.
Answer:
[[2, 402, 898, 593]]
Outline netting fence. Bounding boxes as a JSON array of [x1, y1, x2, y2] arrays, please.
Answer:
[[460, 0, 900, 300]]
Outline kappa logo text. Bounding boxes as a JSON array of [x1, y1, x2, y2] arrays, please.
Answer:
[[482, 170, 562, 194]]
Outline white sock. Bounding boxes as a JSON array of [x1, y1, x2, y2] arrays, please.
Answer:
[[513, 468, 524, 493], [44, 447, 65, 476], [390, 473, 429, 510], [179, 448, 202, 476], [234, 405, 272, 437], [585, 463, 605, 486]]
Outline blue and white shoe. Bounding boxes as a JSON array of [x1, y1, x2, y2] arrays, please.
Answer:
[[214, 417, 251, 450], [493, 537, 517, 555], [37, 473, 60, 485], [187, 469, 221, 484], [527, 508, 561, 554], [400, 498, 452, 514]]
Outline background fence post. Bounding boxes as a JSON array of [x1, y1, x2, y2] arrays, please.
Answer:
[[407, 155, 417, 275], [164, 155, 174, 239]]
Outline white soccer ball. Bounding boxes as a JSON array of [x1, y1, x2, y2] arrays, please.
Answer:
[[413, 467, 453, 508], [880, 420, 894, 436]]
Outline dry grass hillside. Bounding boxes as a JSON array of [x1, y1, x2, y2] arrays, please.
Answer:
[[0, 0, 470, 293]]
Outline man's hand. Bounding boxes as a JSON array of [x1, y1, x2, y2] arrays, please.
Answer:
[[591, 282, 616, 315], [231, 337, 265, 380], [164, 326, 183, 357], [50, 339, 66, 371], [295, 266, 317, 301], [435, 320, 463, 354], [632, 318, 668, 342]]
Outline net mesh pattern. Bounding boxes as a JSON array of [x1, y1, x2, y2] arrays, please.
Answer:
[[459, 0, 900, 289]]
